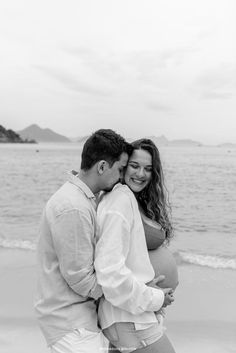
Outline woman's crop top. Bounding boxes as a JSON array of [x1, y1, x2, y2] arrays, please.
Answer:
[[140, 212, 166, 250]]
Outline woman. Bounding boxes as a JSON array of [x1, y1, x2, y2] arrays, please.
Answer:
[[130, 139, 178, 291], [95, 139, 178, 353]]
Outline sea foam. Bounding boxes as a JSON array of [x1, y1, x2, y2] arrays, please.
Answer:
[[176, 251, 236, 270], [0, 236, 235, 271], [0, 237, 36, 251]]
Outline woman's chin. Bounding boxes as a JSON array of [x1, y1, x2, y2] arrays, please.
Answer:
[[128, 184, 145, 194], [148, 246, 179, 291]]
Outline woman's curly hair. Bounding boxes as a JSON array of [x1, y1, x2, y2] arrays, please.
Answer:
[[131, 138, 173, 243]]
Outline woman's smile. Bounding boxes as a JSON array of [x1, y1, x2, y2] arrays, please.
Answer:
[[131, 178, 145, 184]]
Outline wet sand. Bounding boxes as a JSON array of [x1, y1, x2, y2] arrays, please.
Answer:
[[0, 249, 236, 353]]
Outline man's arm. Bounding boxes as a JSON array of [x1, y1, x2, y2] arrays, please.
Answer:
[[52, 209, 102, 300]]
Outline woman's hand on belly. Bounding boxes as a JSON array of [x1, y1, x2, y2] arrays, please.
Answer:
[[146, 274, 166, 288]]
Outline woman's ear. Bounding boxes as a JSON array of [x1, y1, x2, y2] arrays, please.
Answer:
[[97, 160, 108, 175]]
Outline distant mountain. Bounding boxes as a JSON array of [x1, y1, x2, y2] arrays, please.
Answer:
[[145, 135, 169, 146], [217, 143, 236, 148], [126, 135, 169, 146], [144, 136, 202, 147], [0, 125, 36, 143], [72, 134, 202, 147], [169, 139, 202, 146], [18, 124, 71, 143], [70, 135, 89, 143]]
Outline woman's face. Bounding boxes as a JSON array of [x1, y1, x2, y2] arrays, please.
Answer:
[[124, 148, 152, 193]]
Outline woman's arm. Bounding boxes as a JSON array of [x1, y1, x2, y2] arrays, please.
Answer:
[[95, 193, 165, 315]]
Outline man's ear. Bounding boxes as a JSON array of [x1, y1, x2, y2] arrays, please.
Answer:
[[97, 160, 108, 175]]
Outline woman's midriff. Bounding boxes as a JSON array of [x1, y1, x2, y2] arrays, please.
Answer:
[[148, 246, 179, 291]]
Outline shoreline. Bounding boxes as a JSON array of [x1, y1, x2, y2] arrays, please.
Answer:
[[0, 248, 236, 353]]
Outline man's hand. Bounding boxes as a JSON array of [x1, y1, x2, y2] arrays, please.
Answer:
[[162, 288, 174, 307], [147, 275, 174, 308]]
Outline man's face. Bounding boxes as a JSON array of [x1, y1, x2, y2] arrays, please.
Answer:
[[102, 152, 128, 191]]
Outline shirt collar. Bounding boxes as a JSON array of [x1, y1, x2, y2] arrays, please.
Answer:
[[67, 170, 96, 200], [112, 182, 122, 190]]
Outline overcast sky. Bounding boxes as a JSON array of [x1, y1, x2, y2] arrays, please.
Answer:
[[0, 0, 235, 144]]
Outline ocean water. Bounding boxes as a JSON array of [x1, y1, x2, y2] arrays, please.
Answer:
[[1, 143, 236, 271]]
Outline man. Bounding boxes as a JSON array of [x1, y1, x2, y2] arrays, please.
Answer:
[[34, 129, 132, 353]]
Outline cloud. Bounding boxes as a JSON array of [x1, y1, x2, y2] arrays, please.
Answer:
[[34, 65, 111, 96], [201, 92, 233, 100], [127, 44, 198, 69], [63, 46, 93, 57], [159, 46, 199, 67], [146, 101, 173, 112], [63, 46, 124, 82], [193, 63, 236, 100], [63, 44, 198, 87], [116, 45, 199, 88]]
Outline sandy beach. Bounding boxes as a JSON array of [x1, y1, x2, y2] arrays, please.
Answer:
[[0, 248, 236, 353]]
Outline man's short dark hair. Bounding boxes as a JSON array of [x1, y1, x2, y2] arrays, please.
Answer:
[[81, 129, 133, 170]]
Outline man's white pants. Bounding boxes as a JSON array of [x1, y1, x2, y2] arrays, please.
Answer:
[[51, 328, 108, 353]]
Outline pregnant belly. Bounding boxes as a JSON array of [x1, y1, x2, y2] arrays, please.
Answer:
[[149, 246, 179, 290]]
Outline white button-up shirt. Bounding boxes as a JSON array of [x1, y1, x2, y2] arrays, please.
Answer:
[[95, 183, 164, 329], [34, 172, 102, 346]]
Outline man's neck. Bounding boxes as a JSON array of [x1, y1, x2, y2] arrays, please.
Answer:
[[78, 170, 100, 195]]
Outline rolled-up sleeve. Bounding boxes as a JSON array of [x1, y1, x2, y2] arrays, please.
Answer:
[[95, 202, 164, 314], [52, 209, 102, 300]]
